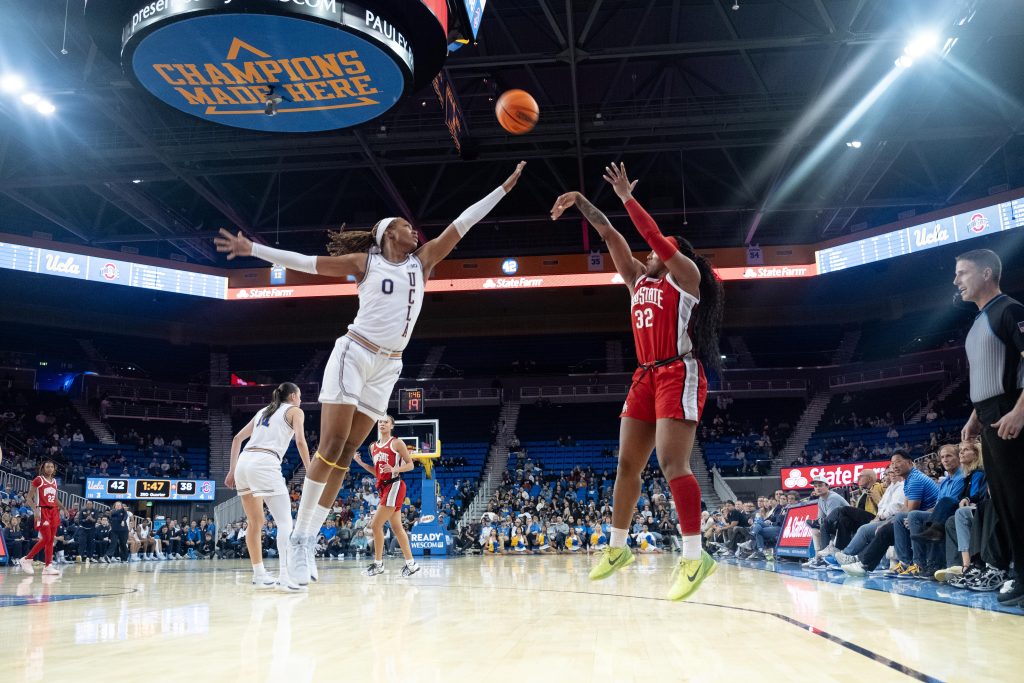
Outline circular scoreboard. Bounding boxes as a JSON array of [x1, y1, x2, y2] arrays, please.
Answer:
[[84, 0, 449, 132]]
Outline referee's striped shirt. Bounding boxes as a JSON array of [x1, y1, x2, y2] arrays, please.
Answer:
[[966, 293, 1024, 403]]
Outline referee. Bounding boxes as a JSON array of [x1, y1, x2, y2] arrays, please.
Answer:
[[956, 248, 1024, 607]]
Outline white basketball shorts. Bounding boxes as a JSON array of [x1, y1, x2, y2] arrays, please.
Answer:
[[235, 451, 287, 498], [318, 336, 402, 420]]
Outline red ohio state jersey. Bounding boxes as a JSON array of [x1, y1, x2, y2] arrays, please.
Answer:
[[370, 437, 401, 488], [33, 476, 59, 507], [630, 274, 698, 365]]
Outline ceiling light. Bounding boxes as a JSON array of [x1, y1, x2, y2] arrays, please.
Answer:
[[132, 178, 143, 184], [904, 32, 939, 59], [845, 140, 862, 149], [36, 99, 56, 115], [0, 73, 25, 94], [20, 91, 40, 105], [732, 1, 740, 9], [894, 55, 914, 69]]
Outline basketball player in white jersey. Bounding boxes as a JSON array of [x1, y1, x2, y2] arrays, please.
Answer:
[[352, 415, 419, 577], [226, 382, 311, 591], [215, 161, 526, 586]]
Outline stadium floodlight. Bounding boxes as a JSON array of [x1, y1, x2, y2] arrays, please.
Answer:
[[904, 32, 940, 59], [36, 99, 56, 115], [0, 73, 25, 94], [894, 54, 914, 69], [20, 91, 40, 105]]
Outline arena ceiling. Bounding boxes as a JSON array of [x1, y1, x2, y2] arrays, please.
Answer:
[[1, 0, 1023, 265]]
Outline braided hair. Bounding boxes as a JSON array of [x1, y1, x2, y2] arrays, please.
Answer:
[[327, 219, 390, 256], [672, 236, 724, 372]]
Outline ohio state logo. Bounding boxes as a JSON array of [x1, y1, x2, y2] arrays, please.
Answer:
[[967, 213, 990, 234], [100, 262, 120, 281], [784, 469, 808, 488]]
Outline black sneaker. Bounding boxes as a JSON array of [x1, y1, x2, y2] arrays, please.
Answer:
[[948, 566, 980, 589], [966, 566, 1007, 592], [400, 563, 421, 578], [364, 562, 384, 577]]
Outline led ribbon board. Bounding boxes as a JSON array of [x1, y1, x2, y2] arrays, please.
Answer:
[[85, 0, 447, 132]]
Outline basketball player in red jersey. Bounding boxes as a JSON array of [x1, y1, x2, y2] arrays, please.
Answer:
[[352, 415, 420, 577], [19, 460, 63, 576], [215, 162, 526, 586], [551, 162, 724, 601]]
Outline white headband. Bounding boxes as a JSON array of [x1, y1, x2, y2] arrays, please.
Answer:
[[375, 217, 401, 248]]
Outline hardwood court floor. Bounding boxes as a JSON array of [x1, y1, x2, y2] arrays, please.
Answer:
[[2, 553, 1022, 683]]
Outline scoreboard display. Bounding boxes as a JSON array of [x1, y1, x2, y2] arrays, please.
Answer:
[[86, 477, 215, 501]]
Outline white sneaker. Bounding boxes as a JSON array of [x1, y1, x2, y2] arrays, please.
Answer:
[[289, 534, 311, 586], [841, 561, 866, 577], [42, 565, 60, 576], [815, 543, 836, 558], [308, 544, 318, 583], [276, 573, 306, 593], [19, 558, 34, 575], [252, 573, 277, 590], [834, 551, 857, 566]]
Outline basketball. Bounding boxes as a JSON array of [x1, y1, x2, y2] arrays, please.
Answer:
[[496, 89, 539, 134]]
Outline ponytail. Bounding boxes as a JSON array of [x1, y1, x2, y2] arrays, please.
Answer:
[[327, 219, 389, 256], [674, 237, 724, 372], [261, 382, 300, 423]]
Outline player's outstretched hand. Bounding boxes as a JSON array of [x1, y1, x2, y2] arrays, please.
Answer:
[[501, 161, 527, 192], [550, 191, 581, 220], [214, 228, 253, 260], [603, 162, 639, 203]]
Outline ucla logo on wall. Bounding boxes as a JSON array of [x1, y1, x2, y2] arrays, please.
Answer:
[[87, 0, 448, 132]]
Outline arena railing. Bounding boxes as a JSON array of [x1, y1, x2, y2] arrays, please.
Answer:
[[95, 384, 207, 405], [828, 361, 948, 389], [104, 403, 209, 422], [519, 378, 808, 401]]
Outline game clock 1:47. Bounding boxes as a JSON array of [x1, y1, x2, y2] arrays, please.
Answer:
[[135, 479, 170, 498]]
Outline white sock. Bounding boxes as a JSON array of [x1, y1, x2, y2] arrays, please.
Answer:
[[312, 504, 332, 536], [610, 528, 628, 548], [294, 478, 327, 536], [681, 534, 702, 561], [253, 562, 266, 576]]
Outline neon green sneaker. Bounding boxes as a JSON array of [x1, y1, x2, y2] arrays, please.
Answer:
[[667, 550, 717, 601], [589, 546, 635, 581]]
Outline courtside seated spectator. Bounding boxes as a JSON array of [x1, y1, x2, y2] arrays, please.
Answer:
[[802, 480, 850, 568]]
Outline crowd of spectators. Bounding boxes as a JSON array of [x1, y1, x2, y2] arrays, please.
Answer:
[[453, 461, 684, 555]]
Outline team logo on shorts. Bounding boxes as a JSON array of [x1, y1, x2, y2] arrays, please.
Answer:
[[100, 263, 120, 281], [622, 401, 629, 413], [967, 213, 990, 234]]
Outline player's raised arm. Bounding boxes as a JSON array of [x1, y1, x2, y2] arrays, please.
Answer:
[[214, 228, 367, 279], [604, 162, 701, 296], [415, 161, 526, 274], [550, 191, 645, 288]]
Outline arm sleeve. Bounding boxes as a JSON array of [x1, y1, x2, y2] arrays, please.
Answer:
[[624, 198, 678, 263], [250, 243, 318, 274], [453, 186, 507, 236], [1000, 302, 1024, 353]]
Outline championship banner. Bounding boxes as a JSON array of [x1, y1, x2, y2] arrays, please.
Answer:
[[85, 0, 447, 132], [776, 502, 818, 559], [780, 460, 889, 491]]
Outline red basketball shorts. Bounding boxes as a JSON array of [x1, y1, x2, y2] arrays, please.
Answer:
[[620, 357, 707, 424], [379, 480, 407, 509]]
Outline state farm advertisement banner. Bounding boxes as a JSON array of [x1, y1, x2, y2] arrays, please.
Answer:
[[778, 502, 818, 550], [228, 265, 819, 300], [781, 460, 889, 491]]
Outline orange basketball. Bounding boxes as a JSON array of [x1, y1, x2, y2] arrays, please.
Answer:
[[496, 89, 539, 135]]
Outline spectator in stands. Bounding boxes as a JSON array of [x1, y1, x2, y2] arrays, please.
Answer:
[[550, 516, 570, 550], [957, 248, 1024, 606], [803, 480, 850, 567], [840, 451, 938, 577], [820, 470, 885, 556], [72, 429, 84, 443], [199, 533, 215, 558], [935, 440, 989, 582], [891, 445, 961, 577]]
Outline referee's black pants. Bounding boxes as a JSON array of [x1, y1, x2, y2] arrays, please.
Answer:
[[976, 393, 1024, 571]]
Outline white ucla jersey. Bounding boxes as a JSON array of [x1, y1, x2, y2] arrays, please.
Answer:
[[347, 253, 424, 351], [244, 405, 296, 459]]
